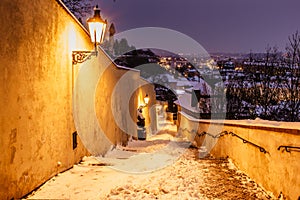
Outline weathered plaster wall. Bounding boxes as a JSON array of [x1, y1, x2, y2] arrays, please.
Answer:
[[135, 79, 157, 135], [0, 0, 93, 199], [95, 61, 138, 148], [94, 64, 156, 144], [178, 112, 300, 200]]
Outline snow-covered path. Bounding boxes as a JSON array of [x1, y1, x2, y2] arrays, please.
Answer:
[[105, 149, 273, 200], [25, 128, 274, 200]]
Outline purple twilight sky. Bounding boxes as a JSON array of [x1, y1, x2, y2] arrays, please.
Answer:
[[93, 0, 300, 53]]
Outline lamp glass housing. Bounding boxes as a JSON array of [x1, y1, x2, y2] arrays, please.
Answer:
[[87, 6, 107, 44], [144, 95, 150, 105]]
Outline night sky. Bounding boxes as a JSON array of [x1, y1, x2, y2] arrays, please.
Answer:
[[94, 0, 300, 53]]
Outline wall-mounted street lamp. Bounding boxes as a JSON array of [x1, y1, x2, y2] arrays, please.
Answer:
[[72, 5, 107, 65], [144, 94, 150, 105], [138, 94, 150, 109]]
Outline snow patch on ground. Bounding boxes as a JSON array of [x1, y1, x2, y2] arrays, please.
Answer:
[[25, 126, 275, 200], [99, 132, 191, 173]]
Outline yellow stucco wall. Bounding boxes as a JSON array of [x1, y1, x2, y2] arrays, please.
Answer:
[[0, 0, 156, 198], [178, 112, 300, 200], [94, 65, 156, 143], [95, 60, 139, 148], [135, 79, 157, 135], [0, 0, 130, 199]]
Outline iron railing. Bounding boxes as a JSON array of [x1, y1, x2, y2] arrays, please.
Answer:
[[179, 128, 267, 153], [179, 128, 300, 155], [277, 145, 300, 153]]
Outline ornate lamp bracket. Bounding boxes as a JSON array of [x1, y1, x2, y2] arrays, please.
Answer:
[[72, 51, 97, 65]]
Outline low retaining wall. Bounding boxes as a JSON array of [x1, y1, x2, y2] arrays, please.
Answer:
[[178, 111, 300, 200]]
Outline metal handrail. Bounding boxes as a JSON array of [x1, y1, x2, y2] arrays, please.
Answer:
[[227, 131, 267, 153], [277, 145, 300, 153], [196, 131, 228, 138], [179, 128, 267, 153]]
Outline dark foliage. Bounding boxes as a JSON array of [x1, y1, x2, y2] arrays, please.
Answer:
[[62, 0, 93, 20]]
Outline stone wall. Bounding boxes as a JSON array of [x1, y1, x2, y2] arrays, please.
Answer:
[[178, 112, 300, 200]]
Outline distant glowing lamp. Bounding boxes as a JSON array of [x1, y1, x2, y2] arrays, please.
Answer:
[[144, 94, 150, 105], [72, 5, 107, 65]]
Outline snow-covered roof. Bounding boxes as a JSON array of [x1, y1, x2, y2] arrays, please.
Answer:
[[174, 93, 199, 113]]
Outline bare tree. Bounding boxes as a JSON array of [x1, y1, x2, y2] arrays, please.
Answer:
[[225, 32, 299, 121], [62, 0, 93, 20], [226, 81, 244, 119], [283, 31, 300, 121], [256, 45, 281, 120]]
